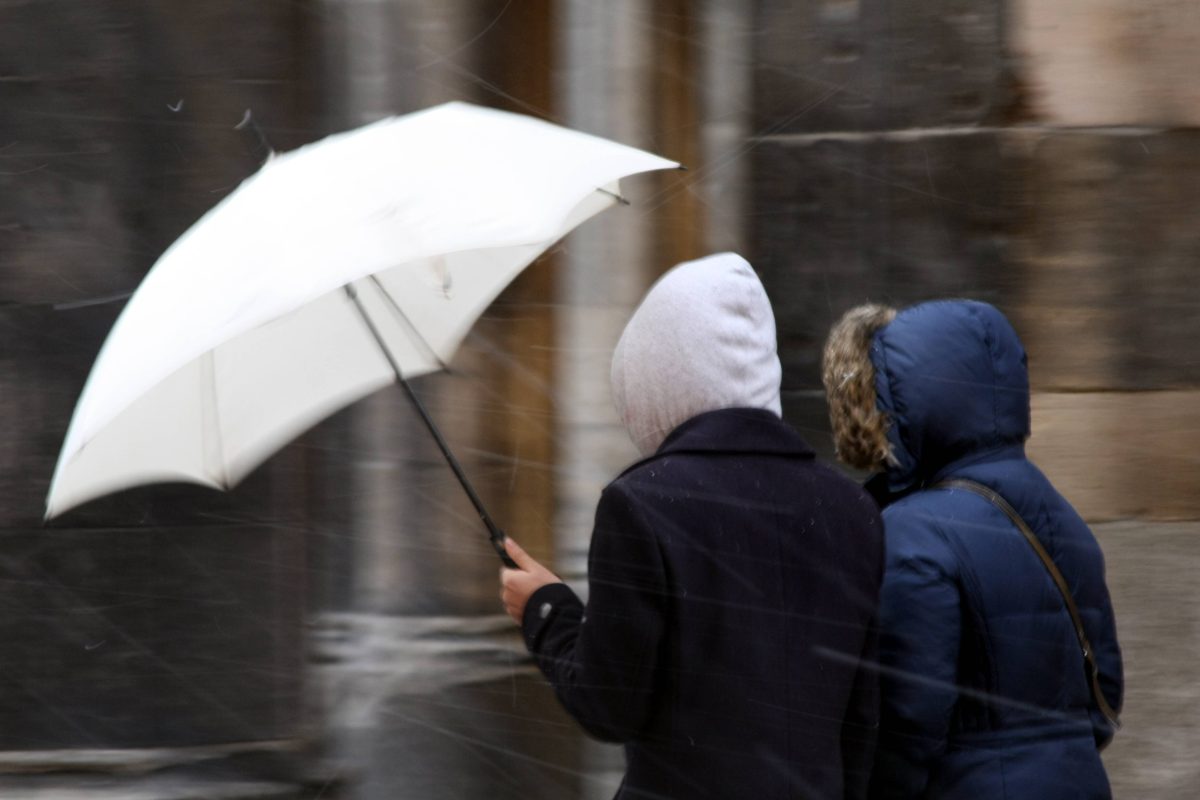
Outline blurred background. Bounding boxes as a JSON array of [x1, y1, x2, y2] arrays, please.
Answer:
[[2, 1, 1198, 797]]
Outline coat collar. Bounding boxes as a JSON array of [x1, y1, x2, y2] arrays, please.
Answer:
[[866, 442, 1029, 509], [930, 442, 1028, 484], [618, 408, 814, 478]]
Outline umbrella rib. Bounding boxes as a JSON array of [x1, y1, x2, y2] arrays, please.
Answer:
[[200, 350, 229, 488], [364, 274, 449, 371], [595, 186, 631, 206], [341, 283, 517, 568]]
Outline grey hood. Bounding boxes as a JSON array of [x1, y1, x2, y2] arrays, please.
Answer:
[[611, 252, 783, 456]]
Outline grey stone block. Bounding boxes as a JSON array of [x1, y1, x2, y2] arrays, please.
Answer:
[[0, 2, 137, 81], [780, 389, 838, 465], [754, 0, 1011, 134], [753, 127, 1200, 393], [0, 524, 305, 749], [0, 1, 319, 308], [0, 775, 302, 800], [1094, 521, 1200, 799], [354, 674, 587, 800], [751, 131, 1019, 391]]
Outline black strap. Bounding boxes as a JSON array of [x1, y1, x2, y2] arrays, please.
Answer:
[[934, 478, 1121, 729]]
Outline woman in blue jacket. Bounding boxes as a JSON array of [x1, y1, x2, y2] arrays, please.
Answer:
[[822, 300, 1123, 799]]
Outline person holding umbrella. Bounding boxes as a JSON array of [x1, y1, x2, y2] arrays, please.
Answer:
[[821, 300, 1122, 799], [500, 252, 885, 799]]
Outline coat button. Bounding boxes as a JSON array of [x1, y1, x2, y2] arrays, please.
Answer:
[[539, 602, 552, 619]]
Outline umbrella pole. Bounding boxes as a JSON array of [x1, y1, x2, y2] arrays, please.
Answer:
[[343, 285, 519, 569], [398, 379, 519, 569]]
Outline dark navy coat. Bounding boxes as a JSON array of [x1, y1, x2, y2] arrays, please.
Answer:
[[522, 408, 885, 800], [863, 301, 1123, 799]]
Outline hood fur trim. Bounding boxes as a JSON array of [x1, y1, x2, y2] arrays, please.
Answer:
[[822, 304, 897, 471]]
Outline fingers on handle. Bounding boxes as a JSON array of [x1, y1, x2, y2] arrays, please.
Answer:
[[504, 537, 532, 569]]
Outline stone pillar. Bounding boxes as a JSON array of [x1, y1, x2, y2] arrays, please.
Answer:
[[697, 0, 755, 255], [0, 2, 317, 796], [551, 3, 663, 794], [307, 2, 586, 798], [553, 0, 738, 793]]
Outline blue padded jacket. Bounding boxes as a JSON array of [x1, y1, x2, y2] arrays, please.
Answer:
[[865, 300, 1123, 800]]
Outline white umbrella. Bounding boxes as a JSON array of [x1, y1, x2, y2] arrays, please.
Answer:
[[46, 102, 678, 556]]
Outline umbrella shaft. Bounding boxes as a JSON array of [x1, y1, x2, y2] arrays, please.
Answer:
[[401, 380, 519, 569], [398, 378, 497, 534], [342, 284, 517, 568]]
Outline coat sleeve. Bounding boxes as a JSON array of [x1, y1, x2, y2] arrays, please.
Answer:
[[841, 513, 885, 800], [520, 481, 668, 743], [868, 506, 961, 799]]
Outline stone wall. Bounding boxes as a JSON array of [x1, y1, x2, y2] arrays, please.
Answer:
[[0, 1, 321, 796]]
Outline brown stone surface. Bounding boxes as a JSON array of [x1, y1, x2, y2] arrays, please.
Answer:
[[1029, 391, 1200, 521], [1012, 0, 1200, 127], [1010, 129, 1200, 391], [754, 0, 1011, 134]]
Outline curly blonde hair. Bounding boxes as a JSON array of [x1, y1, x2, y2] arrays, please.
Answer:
[[822, 304, 897, 471]]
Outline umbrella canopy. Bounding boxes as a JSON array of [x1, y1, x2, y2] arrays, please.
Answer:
[[46, 101, 678, 519]]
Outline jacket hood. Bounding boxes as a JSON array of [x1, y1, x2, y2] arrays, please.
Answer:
[[611, 252, 782, 456], [870, 300, 1031, 491]]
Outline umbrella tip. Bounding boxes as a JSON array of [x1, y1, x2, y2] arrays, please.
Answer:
[[236, 109, 275, 161]]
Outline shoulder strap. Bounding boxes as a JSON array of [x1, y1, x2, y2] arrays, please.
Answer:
[[933, 478, 1121, 729]]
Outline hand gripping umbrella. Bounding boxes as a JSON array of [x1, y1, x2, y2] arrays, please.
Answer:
[[45, 102, 678, 566]]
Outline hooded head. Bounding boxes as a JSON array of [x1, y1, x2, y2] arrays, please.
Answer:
[[611, 252, 783, 456], [823, 299, 1031, 491]]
